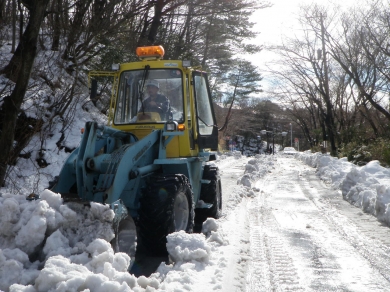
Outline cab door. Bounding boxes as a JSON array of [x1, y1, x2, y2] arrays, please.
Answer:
[[192, 71, 218, 151]]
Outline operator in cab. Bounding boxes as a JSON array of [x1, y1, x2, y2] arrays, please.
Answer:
[[140, 79, 171, 120]]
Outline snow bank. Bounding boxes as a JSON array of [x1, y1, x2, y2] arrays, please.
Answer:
[[297, 152, 390, 226], [237, 155, 274, 189], [296, 150, 322, 168], [0, 189, 137, 292]]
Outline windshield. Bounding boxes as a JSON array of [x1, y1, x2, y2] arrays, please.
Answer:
[[114, 69, 184, 124]]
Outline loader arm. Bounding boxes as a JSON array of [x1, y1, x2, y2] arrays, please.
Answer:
[[53, 121, 186, 216]]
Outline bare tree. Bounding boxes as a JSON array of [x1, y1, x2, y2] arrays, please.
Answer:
[[269, 22, 340, 156], [268, 4, 386, 156], [0, 0, 50, 186]]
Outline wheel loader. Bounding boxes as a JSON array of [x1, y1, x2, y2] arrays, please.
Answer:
[[51, 45, 222, 267]]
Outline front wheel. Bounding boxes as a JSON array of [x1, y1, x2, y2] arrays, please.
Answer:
[[138, 174, 194, 254]]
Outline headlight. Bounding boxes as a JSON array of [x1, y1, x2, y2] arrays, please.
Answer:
[[166, 121, 178, 131]]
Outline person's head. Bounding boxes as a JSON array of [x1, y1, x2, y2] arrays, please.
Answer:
[[146, 79, 159, 96]]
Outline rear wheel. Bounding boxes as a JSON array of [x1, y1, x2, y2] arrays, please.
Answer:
[[195, 165, 222, 223], [138, 174, 194, 255]]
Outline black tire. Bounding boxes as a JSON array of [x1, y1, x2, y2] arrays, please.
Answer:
[[138, 174, 194, 255], [195, 164, 222, 223]]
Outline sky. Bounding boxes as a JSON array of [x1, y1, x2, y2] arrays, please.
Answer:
[[2, 149, 390, 291], [247, 0, 359, 90]]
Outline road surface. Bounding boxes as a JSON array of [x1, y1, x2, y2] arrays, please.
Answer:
[[218, 155, 390, 291]]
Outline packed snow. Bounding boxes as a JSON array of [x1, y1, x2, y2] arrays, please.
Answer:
[[1, 150, 390, 291]]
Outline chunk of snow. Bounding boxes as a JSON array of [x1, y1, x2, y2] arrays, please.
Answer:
[[166, 231, 211, 264], [43, 230, 72, 259], [40, 189, 63, 210]]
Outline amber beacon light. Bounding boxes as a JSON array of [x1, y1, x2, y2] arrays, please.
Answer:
[[136, 46, 165, 59]]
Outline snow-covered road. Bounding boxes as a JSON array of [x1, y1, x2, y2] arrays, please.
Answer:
[[3, 153, 390, 291], [219, 155, 390, 291]]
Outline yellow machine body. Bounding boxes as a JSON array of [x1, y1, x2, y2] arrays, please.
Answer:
[[89, 59, 216, 158]]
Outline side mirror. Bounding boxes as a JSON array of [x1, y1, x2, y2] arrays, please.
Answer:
[[90, 79, 98, 100]]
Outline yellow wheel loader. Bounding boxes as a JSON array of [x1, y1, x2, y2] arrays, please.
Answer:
[[51, 46, 222, 267]]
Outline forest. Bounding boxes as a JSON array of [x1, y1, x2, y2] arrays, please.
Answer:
[[270, 1, 390, 164], [0, 0, 390, 189], [227, 0, 390, 166]]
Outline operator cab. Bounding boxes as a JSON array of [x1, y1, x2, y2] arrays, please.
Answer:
[[96, 45, 218, 154], [114, 69, 183, 125]]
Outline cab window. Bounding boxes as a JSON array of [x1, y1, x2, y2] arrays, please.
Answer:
[[114, 69, 184, 124]]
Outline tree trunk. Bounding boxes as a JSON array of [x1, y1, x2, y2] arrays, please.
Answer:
[[62, 0, 92, 61], [11, 0, 16, 52], [148, 0, 163, 44], [18, 0, 23, 43], [137, 10, 151, 47], [0, 0, 50, 186], [0, 0, 5, 24], [137, 0, 164, 46], [201, 12, 215, 67], [51, 0, 61, 51], [319, 13, 337, 156]]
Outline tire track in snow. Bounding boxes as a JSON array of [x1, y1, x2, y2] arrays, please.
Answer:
[[298, 170, 390, 289], [246, 199, 269, 291], [246, 177, 304, 291], [220, 193, 252, 292]]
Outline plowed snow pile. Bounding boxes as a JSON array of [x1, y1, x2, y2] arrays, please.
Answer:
[[297, 151, 390, 225], [1, 188, 223, 291]]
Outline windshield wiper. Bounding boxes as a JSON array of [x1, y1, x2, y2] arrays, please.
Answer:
[[139, 65, 150, 114]]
